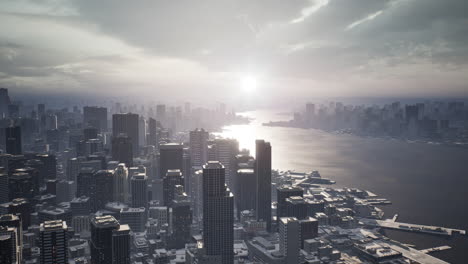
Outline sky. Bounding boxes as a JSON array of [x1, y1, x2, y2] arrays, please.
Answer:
[[1, 0, 468, 105]]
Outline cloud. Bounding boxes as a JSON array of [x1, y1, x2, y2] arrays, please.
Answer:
[[0, 0, 467, 103]]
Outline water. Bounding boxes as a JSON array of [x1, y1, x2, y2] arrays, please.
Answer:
[[216, 110, 468, 263]]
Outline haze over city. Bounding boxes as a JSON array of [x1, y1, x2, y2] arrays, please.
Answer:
[[1, 0, 468, 105]]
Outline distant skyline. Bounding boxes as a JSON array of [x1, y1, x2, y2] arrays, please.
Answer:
[[1, 0, 468, 104]]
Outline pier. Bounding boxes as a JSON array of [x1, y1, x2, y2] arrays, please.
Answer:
[[360, 218, 466, 237]]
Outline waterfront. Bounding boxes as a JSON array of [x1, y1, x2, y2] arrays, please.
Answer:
[[216, 110, 468, 263]]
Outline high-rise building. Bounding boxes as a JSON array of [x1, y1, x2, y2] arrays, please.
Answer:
[[120, 207, 146, 233], [235, 168, 256, 218], [83, 106, 108, 132], [112, 135, 133, 167], [113, 164, 129, 203], [0, 198, 31, 229], [277, 185, 303, 220], [190, 168, 203, 225], [38, 207, 72, 227], [279, 217, 300, 264], [202, 161, 234, 264], [138, 116, 146, 148], [36, 154, 57, 180], [156, 104, 166, 126], [169, 185, 192, 249], [39, 220, 68, 264], [111, 223, 130, 264], [131, 173, 148, 208], [255, 140, 272, 231], [299, 217, 319, 248], [189, 129, 209, 167], [67, 157, 82, 182], [0, 233, 13, 264], [83, 127, 98, 141], [0, 88, 11, 118], [159, 143, 183, 179], [163, 169, 184, 207], [90, 215, 130, 264], [112, 113, 139, 153], [76, 167, 96, 198], [148, 118, 158, 146], [212, 139, 238, 188], [0, 169, 9, 204], [5, 126, 22, 155], [8, 172, 34, 200], [0, 225, 19, 264], [284, 196, 307, 220], [93, 170, 114, 211], [0, 214, 22, 263]]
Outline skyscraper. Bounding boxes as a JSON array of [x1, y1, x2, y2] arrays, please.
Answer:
[[0, 170, 8, 204], [148, 118, 158, 146], [212, 138, 238, 188], [111, 135, 133, 167], [255, 139, 272, 231], [0, 214, 22, 264], [90, 215, 130, 264], [277, 185, 304, 221], [83, 106, 108, 132], [0, 88, 11, 118], [159, 143, 183, 179], [189, 129, 209, 167], [5, 126, 22, 155], [113, 163, 129, 204], [39, 220, 68, 264], [138, 116, 146, 148], [76, 167, 95, 198], [163, 169, 184, 207], [169, 185, 192, 249], [279, 217, 300, 264], [156, 104, 166, 126], [235, 168, 256, 218], [0, 225, 19, 264], [202, 161, 234, 264], [112, 113, 139, 153], [93, 170, 114, 211], [83, 127, 98, 140], [131, 173, 148, 208], [0, 234, 13, 264]]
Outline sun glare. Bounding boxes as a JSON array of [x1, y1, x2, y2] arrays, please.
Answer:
[[241, 76, 257, 93]]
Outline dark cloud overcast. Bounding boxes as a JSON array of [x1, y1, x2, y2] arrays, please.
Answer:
[[0, 0, 467, 103]]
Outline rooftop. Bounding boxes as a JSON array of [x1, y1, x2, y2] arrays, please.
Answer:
[[41, 220, 67, 231], [91, 215, 119, 227]]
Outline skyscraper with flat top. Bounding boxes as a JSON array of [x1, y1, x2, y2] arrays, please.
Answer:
[[163, 169, 184, 207], [279, 217, 300, 264], [84, 106, 108, 132], [112, 113, 139, 153], [40, 220, 68, 264], [202, 161, 234, 264], [113, 163, 129, 203], [255, 139, 272, 232], [90, 215, 130, 264], [0, 88, 11, 118], [112, 135, 133, 167], [5, 126, 21, 155], [189, 129, 209, 167], [159, 143, 183, 179], [131, 173, 148, 208]]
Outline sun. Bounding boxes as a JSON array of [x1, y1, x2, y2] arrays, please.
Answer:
[[241, 76, 257, 93]]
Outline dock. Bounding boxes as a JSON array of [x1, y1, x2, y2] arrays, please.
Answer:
[[386, 243, 450, 264], [420, 246, 451, 254], [359, 218, 466, 237]]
